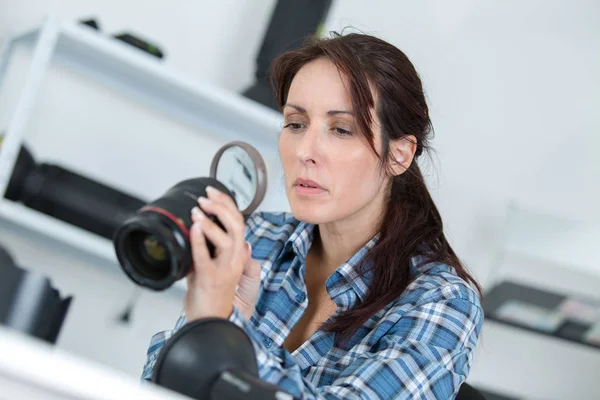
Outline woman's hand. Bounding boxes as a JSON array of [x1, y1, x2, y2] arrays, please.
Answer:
[[234, 247, 261, 321], [184, 186, 260, 322]]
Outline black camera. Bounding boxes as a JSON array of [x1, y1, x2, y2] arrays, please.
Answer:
[[113, 142, 267, 291], [113, 178, 234, 290]]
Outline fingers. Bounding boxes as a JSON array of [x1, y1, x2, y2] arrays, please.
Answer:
[[189, 221, 213, 275], [197, 188, 246, 252], [206, 186, 239, 215], [205, 187, 245, 236], [191, 206, 231, 255]]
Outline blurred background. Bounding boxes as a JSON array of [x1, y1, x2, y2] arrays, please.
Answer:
[[0, 1, 598, 399]]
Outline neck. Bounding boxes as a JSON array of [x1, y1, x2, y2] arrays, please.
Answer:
[[308, 195, 385, 280]]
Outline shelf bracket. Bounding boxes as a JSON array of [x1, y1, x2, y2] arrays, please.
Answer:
[[0, 15, 61, 197]]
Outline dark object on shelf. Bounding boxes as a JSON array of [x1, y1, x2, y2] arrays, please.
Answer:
[[0, 244, 72, 344], [113, 33, 165, 59], [484, 280, 600, 350], [3, 143, 147, 240], [4, 144, 36, 202], [152, 318, 298, 400], [242, 0, 333, 111], [243, 80, 279, 112], [20, 163, 146, 239], [79, 18, 100, 31]]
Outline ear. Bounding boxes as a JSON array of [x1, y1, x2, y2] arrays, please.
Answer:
[[388, 135, 417, 176]]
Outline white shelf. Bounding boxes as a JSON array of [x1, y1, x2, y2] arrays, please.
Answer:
[[12, 16, 283, 156], [500, 203, 600, 280], [0, 326, 189, 400]]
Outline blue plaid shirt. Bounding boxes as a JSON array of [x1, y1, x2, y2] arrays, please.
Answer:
[[142, 211, 483, 399]]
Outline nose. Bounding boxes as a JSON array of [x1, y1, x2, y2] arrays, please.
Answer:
[[296, 124, 322, 166]]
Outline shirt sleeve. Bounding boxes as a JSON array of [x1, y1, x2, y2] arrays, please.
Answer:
[[228, 296, 483, 400], [141, 311, 187, 381]]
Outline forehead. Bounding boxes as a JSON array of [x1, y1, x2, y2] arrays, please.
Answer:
[[286, 58, 353, 110]]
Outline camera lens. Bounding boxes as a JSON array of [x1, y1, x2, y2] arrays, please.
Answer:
[[141, 235, 167, 262], [113, 178, 235, 291], [115, 211, 187, 290], [126, 230, 170, 281]]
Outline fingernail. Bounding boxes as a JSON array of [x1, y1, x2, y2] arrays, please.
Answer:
[[246, 242, 252, 253], [191, 206, 204, 219], [206, 186, 219, 196], [198, 196, 210, 205]]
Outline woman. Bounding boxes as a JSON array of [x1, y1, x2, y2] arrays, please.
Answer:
[[142, 32, 483, 399]]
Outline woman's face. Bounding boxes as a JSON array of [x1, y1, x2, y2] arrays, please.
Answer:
[[278, 58, 389, 225]]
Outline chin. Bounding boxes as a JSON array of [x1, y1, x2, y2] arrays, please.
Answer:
[[285, 187, 340, 224], [289, 200, 334, 225]]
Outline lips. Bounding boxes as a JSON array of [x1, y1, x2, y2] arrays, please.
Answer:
[[293, 178, 324, 190], [292, 178, 327, 197]]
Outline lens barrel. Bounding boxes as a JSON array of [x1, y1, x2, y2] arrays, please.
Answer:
[[113, 178, 235, 290]]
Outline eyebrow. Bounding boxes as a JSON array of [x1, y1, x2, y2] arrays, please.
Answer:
[[327, 109, 354, 116], [283, 103, 354, 116], [283, 104, 307, 113]]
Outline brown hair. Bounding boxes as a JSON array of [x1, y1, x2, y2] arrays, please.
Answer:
[[270, 32, 482, 341]]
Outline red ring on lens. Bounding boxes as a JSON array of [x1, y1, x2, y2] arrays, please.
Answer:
[[141, 206, 190, 238]]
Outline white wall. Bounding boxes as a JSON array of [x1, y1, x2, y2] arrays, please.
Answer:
[[1, 0, 599, 398], [323, 0, 600, 283]]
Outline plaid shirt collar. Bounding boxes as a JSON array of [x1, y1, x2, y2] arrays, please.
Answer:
[[282, 219, 380, 311]]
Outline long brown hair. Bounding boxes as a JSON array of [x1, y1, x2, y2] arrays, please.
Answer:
[[270, 32, 482, 341]]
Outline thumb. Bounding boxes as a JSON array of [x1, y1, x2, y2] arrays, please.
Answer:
[[243, 242, 252, 269], [185, 270, 196, 285], [243, 242, 260, 279]]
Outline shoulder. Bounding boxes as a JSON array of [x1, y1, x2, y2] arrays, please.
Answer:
[[243, 211, 300, 258], [401, 256, 481, 308], [377, 260, 484, 383], [385, 258, 484, 342]]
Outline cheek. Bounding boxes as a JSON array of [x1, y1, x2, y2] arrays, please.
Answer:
[[278, 135, 293, 174], [333, 153, 382, 198]]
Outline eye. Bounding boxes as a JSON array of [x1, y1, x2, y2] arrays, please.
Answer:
[[332, 127, 352, 136], [283, 122, 305, 131]]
